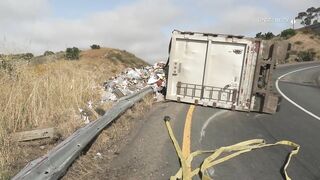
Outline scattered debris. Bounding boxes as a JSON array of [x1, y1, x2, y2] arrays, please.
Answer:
[[155, 92, 165, 102], [102, 62, 166, 102], [77, 62, 166, 122], [113, 88, 125, 98], [79, 108, 90, 124], [101, 91, 117, 102], [11, 127, 56, 142], [95, 152, 103, 159], [88, 100, 93, 109]]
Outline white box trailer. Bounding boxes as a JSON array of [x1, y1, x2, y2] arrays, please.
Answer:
[[166, 30, 287, 114]]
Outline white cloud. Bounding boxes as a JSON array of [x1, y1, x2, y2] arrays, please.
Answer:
[[0, 0, 180, 62], [0, 0, 49, 23], [0, 0, 319, 62], [269, 0, 319, 13], [201, 6, 273, 35]]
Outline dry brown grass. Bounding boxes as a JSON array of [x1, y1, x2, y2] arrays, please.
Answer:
[[62, 95, 153, 180], [0, 48, 147, 179], [287, 31, 320, 61]]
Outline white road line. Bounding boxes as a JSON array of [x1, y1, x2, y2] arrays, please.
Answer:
[[275, 65, 320, 121]]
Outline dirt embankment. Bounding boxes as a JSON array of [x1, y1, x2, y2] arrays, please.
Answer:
[[0, 48, 148, 179], [285, 30, 320, 63]]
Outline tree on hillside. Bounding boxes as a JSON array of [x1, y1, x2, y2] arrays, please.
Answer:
[[264, 32, 275, 40], [44, 51, 54, 56], [280, 29, 296, 39], [23, 53, 34, 60], [255, 32, 275, 40], [90, 44, 101, 49], [255, 32, 263, 38], [65, 47, 80, 60], [295, 7, 320, 26]]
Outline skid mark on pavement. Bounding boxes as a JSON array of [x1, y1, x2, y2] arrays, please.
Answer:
[[254, 113, 265, 119], [200, 110, 228, 143]]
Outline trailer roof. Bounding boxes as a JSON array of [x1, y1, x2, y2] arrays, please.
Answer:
[[173, 29, 246, 39]]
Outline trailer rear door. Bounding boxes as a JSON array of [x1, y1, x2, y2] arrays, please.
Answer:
[[173, 39, 208, 98], [202, 42, 246, 103]]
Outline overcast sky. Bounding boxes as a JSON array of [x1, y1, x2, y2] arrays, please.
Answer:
[[0, 0, 319, 63]]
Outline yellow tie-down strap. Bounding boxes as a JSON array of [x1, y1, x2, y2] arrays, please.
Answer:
[[163, 116, 300, 180]]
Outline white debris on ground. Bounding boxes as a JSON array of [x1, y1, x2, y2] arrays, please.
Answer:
[[78, 61, 166, 124], [95, 152, 103, 159], [102, 61, 166, 102], [78, 108, 90, 124]]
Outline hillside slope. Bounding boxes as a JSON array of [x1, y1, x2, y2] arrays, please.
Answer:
[[0, 48, 148, 179], [286, 30, 320, 63]]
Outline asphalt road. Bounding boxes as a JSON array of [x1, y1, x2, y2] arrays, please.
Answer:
[[110, 62, 320, 180]]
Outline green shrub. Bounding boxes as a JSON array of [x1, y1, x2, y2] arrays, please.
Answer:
[[90, 44, 101, 49], [255, 32, 262, 38], [264, 32, 275, 40], [65, 47, 80, 60], [280, 29, 296, 39], [0, 60, 14, 73], [297, 51, 315, 61], [22, 53, 34, 60], [44, 51, 54, 56], [255, 32, 275, 40]]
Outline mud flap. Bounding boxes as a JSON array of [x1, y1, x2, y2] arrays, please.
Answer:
[[262, 94, 281, 114], [276, 96, 283, 112]]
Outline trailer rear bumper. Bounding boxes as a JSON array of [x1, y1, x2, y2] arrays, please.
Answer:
[[261, 94, 281, 114]]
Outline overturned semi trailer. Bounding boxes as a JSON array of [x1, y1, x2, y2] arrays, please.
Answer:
[[165, 30, 289, 114]]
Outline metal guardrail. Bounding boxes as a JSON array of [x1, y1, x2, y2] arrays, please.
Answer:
[[13, 87, 153, 180]]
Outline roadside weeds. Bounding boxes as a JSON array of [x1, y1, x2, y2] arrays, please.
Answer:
[[62, 95, 154, 180], [0, 48, 147, 179]]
